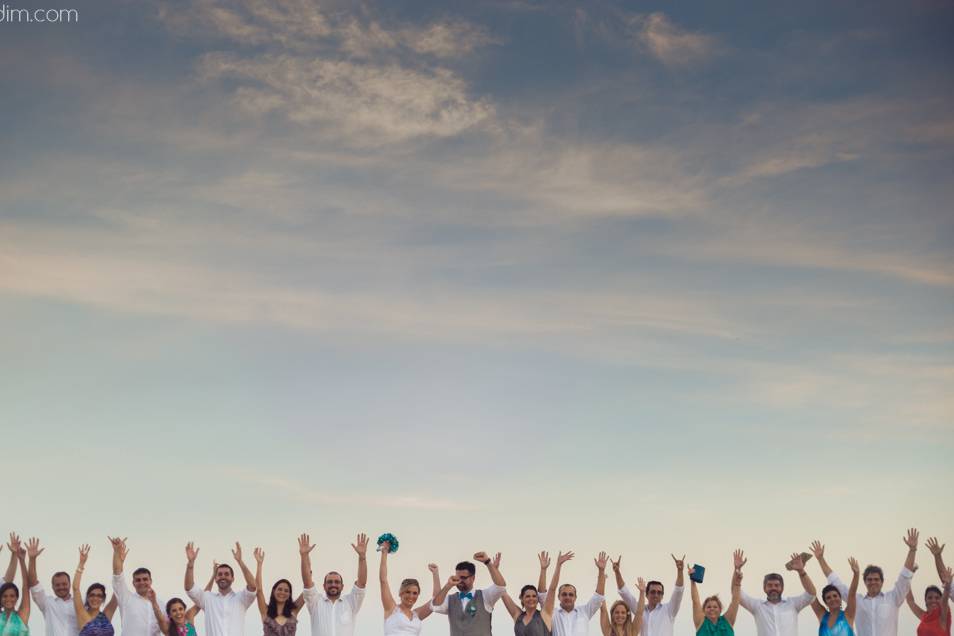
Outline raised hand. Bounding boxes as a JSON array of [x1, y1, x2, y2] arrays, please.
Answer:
[[253, 547, 265, 564], [474, 551, 491, 564], [595, 551, 609, 570], [538, 551, 551, 568], [7, 533, 21, 554], [78, 544, 91, 566], [446, 574, 461, 587], [298, 534, 316, 556], [146, 589, 157, 602], [380, 541, 392, 555], [672, 553, 686, 570], [904, 528, 920, 550], [848, 557, 859, 574], [232, 542, 244, 562], [943, 567, 953, 586], [927, 537, 945, 556], [810, 541, 825, 560], [185, 542, 199, 563], [492, 552, 501, 568], [636, 577, 646, 593], [557, 551, 575, 566], [789, 552, 806, 572], [427, 563, 439, 574], [611, 555, 622, 572], [26, 537, 44, 559], [687, 565, 696, 578], [352, 533, 368, 557], [733, 549, 747, 570]]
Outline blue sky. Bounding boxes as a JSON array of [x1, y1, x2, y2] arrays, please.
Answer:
[[1, 1, 953, 636]]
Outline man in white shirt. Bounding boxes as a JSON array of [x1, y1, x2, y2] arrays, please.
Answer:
[[616, 554, 685, 636], [538, 551, 607, 636], [299, 533, 368, 636], [26, 538, 79, 636], [185, 541, 257, 636], [740, 552, 816, 636], [430, 550, 507, 636], [109, 536, 164, 636], [810, 529, 918, 636]]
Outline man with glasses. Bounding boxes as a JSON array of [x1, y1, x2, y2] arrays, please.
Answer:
[[616, 554, 685, 636], [430, 551, 507, 636]]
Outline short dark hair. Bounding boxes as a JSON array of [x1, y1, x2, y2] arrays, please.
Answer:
[[52, 572, 71, 583], [217, 564, 235, 576], [324, 571, 343, 584], [455, 561, 476, 576], [519, 585, 538, 607], [822, 584, 841, 599], [0, 582, 19, 600], [925, 586, 943, 600], [763, 573, 784, 586], [862, 566, 883, 581], [132, 567, 152, 578], [647, 580, 664, 594], [558, 583, 576, 594]]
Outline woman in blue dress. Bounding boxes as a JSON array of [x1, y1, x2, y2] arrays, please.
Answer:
[[810, 557, 859, 636], [71, 545, 118, 636]]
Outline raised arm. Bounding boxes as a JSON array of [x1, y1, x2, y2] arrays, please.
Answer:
[[810, 541, 833, 578], [185, 542, 199, 593], [353, 534, 369, 589], [427, 564, 441, 601], [903, 529, 919, 573], [611, 556, 626, 591], [108, 536, 127, 576], [632, 579, 647, 634], [4, 534, 20, 584], [72, 545, 93, 630], [206, 561, 217, 591], [474, 551, 506, 587], [378, 542, 396, 615], [672, 554, 685, 588], [725, 564, 744, 626], [688, 566, 703, 629], [845, 557, 860, 624], [233, 543, 256, 592], [15, 547, 30, 622], [254, 548, 267, 618], [940, 568, 952, 626], [600, 601, 611, 636], [424, 574, 460, 621], [500, 590, 521, 621], [543, 551, 573, 626], [298, 534, 316, 590], [926, 538, 947, 582], [538, 551, 550, 594], [104, 594, 119, 620], [790, 553, 816, 596], [596, 552, 608, 596], [25, 537, 43, 590], [905, 590, 925, 619], [147, 590, 171, 634]]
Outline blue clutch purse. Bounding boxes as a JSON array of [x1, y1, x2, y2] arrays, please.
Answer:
[[689, 564, 705, 583]]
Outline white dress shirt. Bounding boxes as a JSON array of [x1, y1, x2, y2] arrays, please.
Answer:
[[619, 585, 684, 636], [827, 569, 913, 636], [431, 585, 506, 614], [188, 585, 256, 636], [30, 585, 79, 636], [304, 584, 366, 636], [740, 592, 814, 636], [541, 592, 603, 636], [113, 574, 164, 636]]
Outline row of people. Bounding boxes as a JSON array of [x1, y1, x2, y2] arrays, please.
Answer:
[[1, 529, 950, 636]]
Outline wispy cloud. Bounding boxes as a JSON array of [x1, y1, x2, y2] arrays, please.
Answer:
[[633, 12, 719, 67]]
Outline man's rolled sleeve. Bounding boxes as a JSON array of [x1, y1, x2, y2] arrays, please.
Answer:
[[186, 585, 205, 608], [793, 592, 814, 611], [582, 593, 604, 618], [668, 585, 685, 618], [482, 585, 506, 611], [619, 585, 639, 614], [30, 584, 48, 612]]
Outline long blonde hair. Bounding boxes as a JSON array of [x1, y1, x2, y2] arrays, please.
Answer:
[[608, 600, 638, 636]]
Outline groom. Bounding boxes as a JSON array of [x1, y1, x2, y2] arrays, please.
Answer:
[[431, 552, 507, 636]]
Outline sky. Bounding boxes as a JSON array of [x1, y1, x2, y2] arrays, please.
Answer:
[[1, 1, 953, 636]]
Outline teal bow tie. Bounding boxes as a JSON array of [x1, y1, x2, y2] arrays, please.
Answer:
[[460, 592, 474, 601]]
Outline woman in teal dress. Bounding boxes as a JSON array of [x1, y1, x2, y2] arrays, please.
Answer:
[[149, 561, 214, 636], [810, 557, 860, 636], [0, 539, 31, 636], [689, 550, 746, 636]]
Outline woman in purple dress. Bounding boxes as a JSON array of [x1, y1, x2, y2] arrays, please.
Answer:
[[71, 545, 118, 636]]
